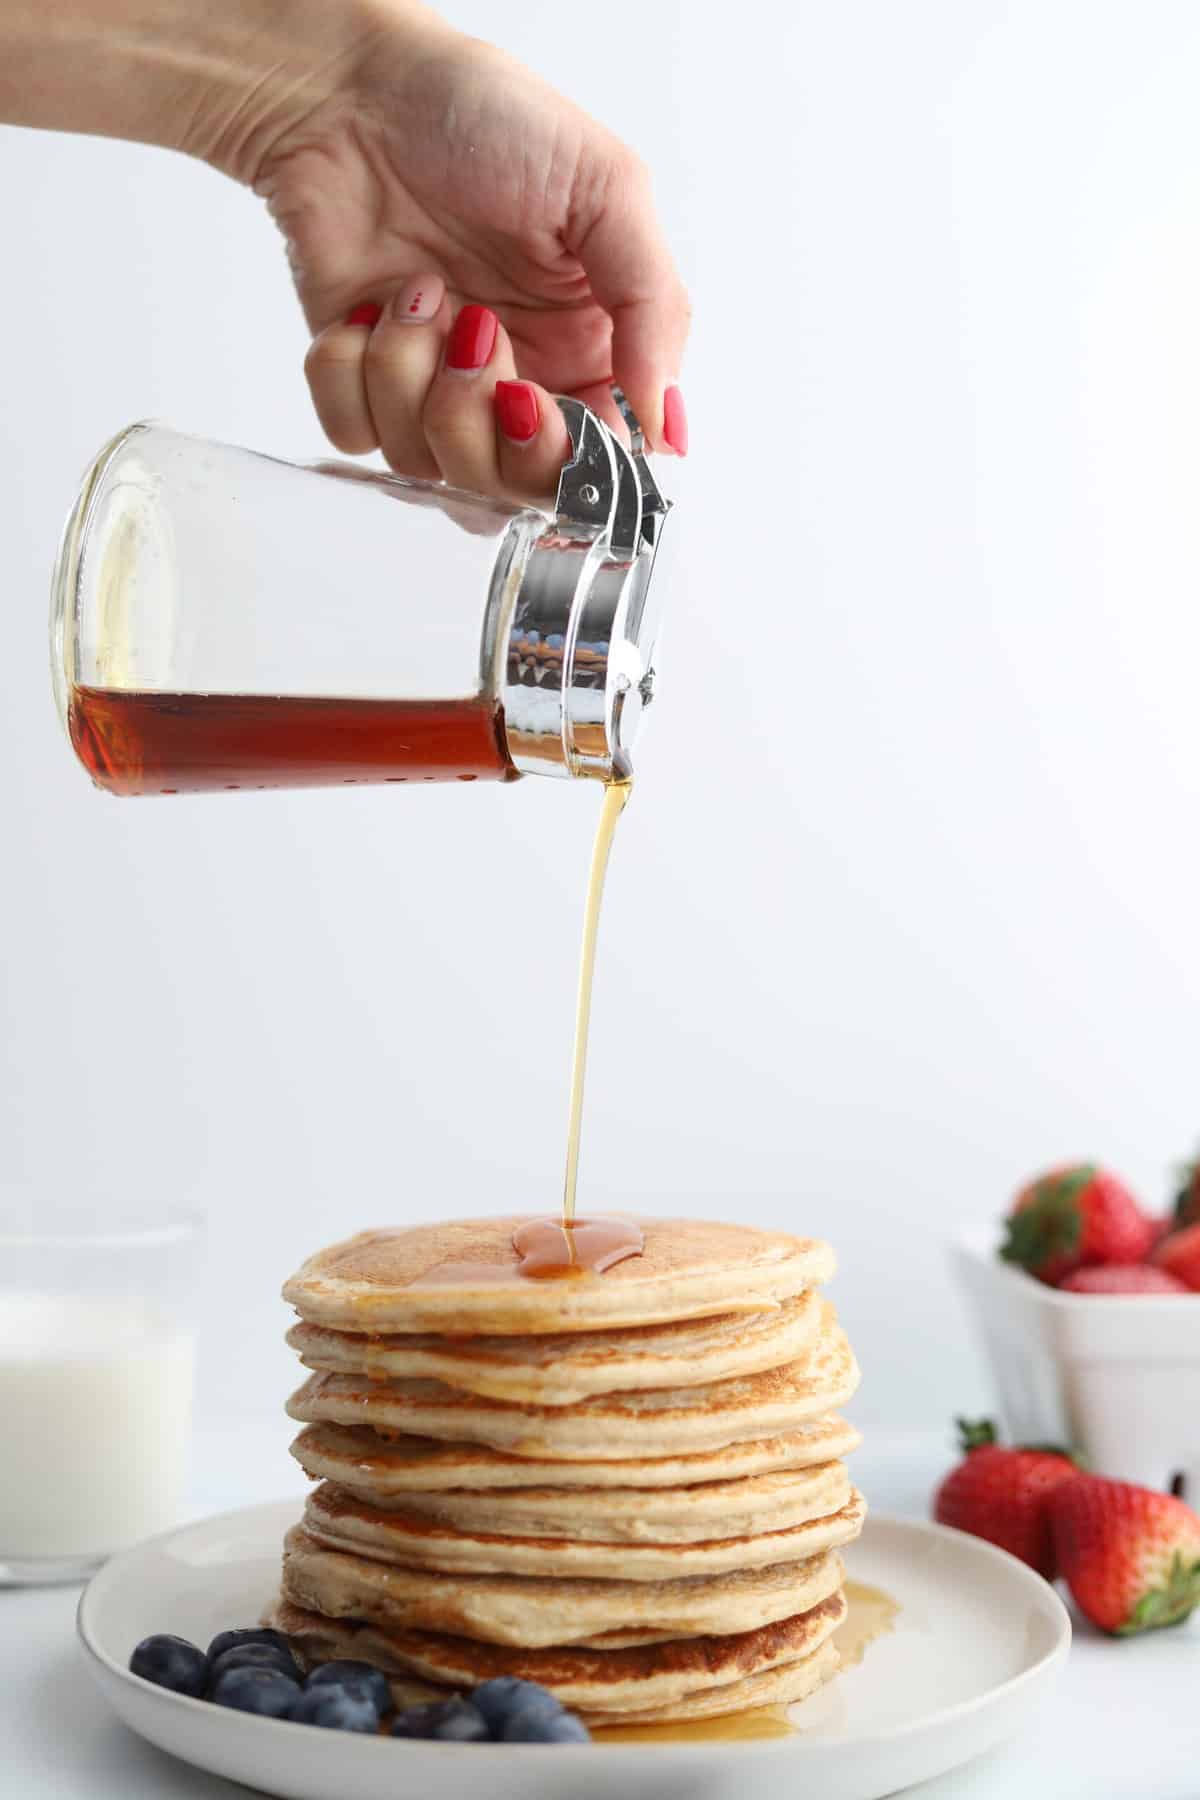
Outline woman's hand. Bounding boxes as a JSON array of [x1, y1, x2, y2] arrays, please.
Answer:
[[0, 0, 689, 498], [251, 15, 690, 498]]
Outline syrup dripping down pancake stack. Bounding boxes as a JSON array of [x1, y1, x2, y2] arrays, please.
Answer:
[[271, 1216, 864, 1726]]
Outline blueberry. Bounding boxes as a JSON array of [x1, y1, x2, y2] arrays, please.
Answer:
[[207, 1627, 293, 1663], [210, 1666, 300, 1718], [391, 1702, 448, 1739], [390, 1699, 487, 1742], [427, 1699, 491, 1743], [290, 1685, 379, 1733], [129, 1633, 208, 1698], [305, 1660, 390, 1715], [470, 1676, 561, 1733], [208, 1643, 302, 1690], [502, 1705, 590, 1745]]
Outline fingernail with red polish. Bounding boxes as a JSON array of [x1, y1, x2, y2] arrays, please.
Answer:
[[662, 385, 688, 455], [345, 302, 383, 329], [393, 275, 443, 324], [446, 304, 498, 373], [494, 380, 540, 444]]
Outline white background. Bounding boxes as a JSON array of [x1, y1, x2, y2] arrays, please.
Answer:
[[4, 0, 1200, 1473]]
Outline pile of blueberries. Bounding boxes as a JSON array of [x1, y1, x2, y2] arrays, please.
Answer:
[[129, 1628, 589, 1743]]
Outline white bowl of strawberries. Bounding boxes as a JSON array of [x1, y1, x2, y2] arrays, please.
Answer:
[[950, 1163, 1200, 1495]]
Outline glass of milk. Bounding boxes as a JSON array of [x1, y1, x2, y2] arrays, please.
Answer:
[[0, 1198, 201, 1584]]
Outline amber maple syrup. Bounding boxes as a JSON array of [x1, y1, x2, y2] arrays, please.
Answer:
[[836, 1579, 899, 1666], [592, 1706, 798, 1746], [510, 1215, 642, 1279], [506, 775, 642, 1280], [67, 687, 515, 794], [562, 775, 631, 1225], [411, 775, 642, 1285]]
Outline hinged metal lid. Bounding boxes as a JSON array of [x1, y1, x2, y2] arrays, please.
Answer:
[[502, 394, 671, 780]]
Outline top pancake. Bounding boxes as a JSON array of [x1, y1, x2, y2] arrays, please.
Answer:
[[282, 1216, 835, 1336]]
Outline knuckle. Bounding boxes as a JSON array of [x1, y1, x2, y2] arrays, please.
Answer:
[[304, 331, 361, 381], [329, 428, 375, 456], [362, 331, 398, 375], [382, 442, 441, 482], [322, 416, 374, 455], [608, 142, 649, 194], [420, 402, 470, 455]]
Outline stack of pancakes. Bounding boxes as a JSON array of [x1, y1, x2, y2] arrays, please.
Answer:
[[270, 1217, 864, 1727]]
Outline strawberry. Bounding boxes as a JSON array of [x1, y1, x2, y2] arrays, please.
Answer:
[[1147, 1213, 1175, 1250], [1000, 1164, 1155, 1286], [933, 1420, 1079, 1578], [1170, 1156, 1200, 1230], [1059, 1263, 1188, 1296], [1152, 1221, 1200, 1292], [1051, 1474, 1200, 1635]]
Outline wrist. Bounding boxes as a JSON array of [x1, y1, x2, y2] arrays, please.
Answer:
[[0, 0, 451, 183], [179, 0, 456, 184]]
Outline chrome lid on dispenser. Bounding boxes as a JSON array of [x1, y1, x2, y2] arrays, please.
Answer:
[[501, 393, 671, 780]]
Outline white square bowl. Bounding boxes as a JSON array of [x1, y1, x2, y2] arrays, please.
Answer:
[[950, 1227, 1200, 1493]]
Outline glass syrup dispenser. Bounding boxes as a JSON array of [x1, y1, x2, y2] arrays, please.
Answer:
[[51, 396, 669, 795]]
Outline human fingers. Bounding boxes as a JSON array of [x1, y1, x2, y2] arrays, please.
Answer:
[[303, 302, 383, 455], [493, 380, 572, 505], [420, 303, 517, 495], [361, 274, 450, 479], [571, 148, 691, 455]]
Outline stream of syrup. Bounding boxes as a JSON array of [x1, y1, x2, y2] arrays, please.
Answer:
[[562, 776, 632, 1226], [502, 775, 642, 1282]]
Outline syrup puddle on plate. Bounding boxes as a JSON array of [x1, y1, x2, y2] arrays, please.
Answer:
[[591, 1582, 899, 1745], [836, 1579, 900, 1666], [593, 1705, 798, 1745]]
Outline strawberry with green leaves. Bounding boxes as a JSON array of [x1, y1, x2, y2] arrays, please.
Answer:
[[1000, 1164, 1155, 1286], [1051, 1475, 1200, 1635], [933, 1420, 1079, 1578]]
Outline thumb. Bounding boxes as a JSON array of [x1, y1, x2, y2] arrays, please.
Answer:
[[571, 151, 691, 455]]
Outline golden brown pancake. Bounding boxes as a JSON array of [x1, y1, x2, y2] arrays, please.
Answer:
[[584, 1638, 841, 1726], [289, 1415, 863, 1495], [281, 1524, 852, 1647], [286, 1305, 858, 1459], [301, 1480, 863, 1578], [267, 1588, 846, 1714], [298, 1460, 851, 1544], [282, 1216, 835, 1335], [286, 1289, 823, 1404]]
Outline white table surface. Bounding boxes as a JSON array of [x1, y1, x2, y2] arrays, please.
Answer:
[[4, 1422, 1197, 1799]]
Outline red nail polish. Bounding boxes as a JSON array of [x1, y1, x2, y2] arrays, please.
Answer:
[[662, 385, 688, 455], [345, 302, 383, 328], [494, 380, 540, 443], [446, 304, 498, 372]]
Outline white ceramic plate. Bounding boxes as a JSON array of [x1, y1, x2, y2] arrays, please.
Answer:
[[78, 1501, 1070, 1800]]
